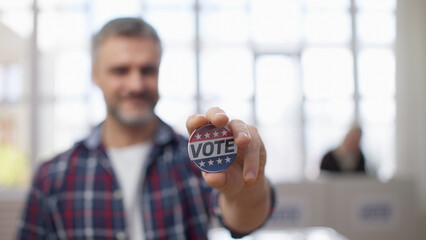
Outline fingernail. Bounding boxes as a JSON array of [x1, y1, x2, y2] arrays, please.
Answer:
[[215, 112, 227, 117], [238, 132, 250, 139], [245, 170, 256, 180]]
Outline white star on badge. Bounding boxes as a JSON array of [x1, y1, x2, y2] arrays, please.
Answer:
[[221, 130, 228, 136], [225, 156, 231, 163], [199, 161, 205, 167], [195, 133, 202, 140], [216, 158, 223, 164], [213, 131, 219, 137], [208, 160, 214, 166], [204, 132, 211, 138]]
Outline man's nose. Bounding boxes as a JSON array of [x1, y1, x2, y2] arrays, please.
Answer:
[[127, 69, 146, 91]]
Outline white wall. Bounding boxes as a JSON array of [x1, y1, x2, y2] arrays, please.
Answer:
[[395, 0, 426, 237]]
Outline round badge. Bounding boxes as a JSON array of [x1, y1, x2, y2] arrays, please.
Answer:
[[188, 123, 238, 173]]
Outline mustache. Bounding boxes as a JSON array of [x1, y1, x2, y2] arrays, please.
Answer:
[[120, 92, 155, 101]]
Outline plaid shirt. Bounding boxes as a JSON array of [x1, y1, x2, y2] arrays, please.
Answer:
[[17, 120, 252, 240]]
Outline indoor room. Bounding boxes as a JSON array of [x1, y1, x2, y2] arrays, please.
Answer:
[[0, 0, 425, 239]]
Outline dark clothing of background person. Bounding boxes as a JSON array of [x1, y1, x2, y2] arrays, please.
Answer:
[[320, 150, 366, 173]]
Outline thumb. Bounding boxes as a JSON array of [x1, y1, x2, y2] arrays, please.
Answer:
[[202, 172, 227, 190]]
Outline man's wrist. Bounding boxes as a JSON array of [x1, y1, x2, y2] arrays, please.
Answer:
[[218, 177, 272, 234]]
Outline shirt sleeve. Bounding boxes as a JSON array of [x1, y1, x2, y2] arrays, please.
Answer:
[[15, 165, 51, 240]]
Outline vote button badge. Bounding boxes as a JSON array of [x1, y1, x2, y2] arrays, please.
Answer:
[[188, 123, 237, 173]]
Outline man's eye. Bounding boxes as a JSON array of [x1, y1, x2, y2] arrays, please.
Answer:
[[140, 66, 158, 76], [111, 67, 129, 75]]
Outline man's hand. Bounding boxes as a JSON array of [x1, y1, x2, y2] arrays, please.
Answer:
[[186, 107, 271, 233]]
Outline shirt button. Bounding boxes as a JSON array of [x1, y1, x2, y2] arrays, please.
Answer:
[[114, 190, 122, 199], [116, 231, 126, 240]]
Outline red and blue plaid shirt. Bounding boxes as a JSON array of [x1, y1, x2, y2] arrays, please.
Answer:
[[17, 120, 255, 240]]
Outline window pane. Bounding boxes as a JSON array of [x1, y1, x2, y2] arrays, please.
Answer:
[[256, 55, 303, 182], [362, 124, 395, 180], [54, 51, 91, 98], [38, 11, 57, 51], [200, 47, 253, 100], [201, 0, 248, 8], [262, 124, 303, 182], [302, 48, 353, 100], [88, 85, 106, 125], [357, 0, 396, 11], [39, 100, 92, 161], [0, 10, 33, 38], [0, 66, 4, 100], [159, 48, 196, 97], [304, 11, 351, 44], [145, 0, 193, 7], [357, 11, 395, 44], [256, 56, 300, 124], [201, 100, 252, 124], [305, 100, 354, 127], [358, 48, 395, 98], [251, 0, 302, 45], [4, 65, 23, 102], [0, 0, 32, 8], [53, 100, 90, 153], [145, 9, 194, 43], [39, 0, 86, 9], [360, 98, 395, 125], [39, 11, 88, 51], [156, 97, 195, 135], [200, 9, 249, 44], [304, 0, 350, 10], [92, 0, 140, 31]]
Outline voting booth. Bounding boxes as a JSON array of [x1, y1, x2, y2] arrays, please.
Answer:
[[265, 176, 420, 240], [326, 176, 419, 240], [208, 227, 349, 240], [263, 181, 328, 229]]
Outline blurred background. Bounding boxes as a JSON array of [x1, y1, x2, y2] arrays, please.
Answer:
[[0, 0, 425, 239]]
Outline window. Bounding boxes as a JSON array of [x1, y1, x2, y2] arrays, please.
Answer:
[[0, 2, 32, 188], [0, 0, 396, 188]]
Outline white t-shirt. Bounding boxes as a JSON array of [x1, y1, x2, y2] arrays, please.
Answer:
[[108, 142, 152, 240]]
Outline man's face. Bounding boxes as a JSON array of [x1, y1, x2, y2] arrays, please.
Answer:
[[93, 36, 161, 127]]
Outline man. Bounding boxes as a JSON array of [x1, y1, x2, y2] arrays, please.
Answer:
[[17, 18, 274, 240]]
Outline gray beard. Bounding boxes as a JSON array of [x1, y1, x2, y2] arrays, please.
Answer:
[[110, 107, 155, 127]]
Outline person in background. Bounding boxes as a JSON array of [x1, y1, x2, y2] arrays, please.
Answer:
[[320, 125, 366, 174], [16, 17, 274, 239]]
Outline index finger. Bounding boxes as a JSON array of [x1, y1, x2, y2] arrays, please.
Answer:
[[186, 107, 229, 135], [228, 119, 251, 147], [186, 114, 209, 135], [205, 107, 229, 128]]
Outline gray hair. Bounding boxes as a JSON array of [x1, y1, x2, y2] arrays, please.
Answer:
[[91, 17, 162, 61]]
